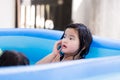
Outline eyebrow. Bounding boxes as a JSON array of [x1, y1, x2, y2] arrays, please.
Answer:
[[64, 33, 75, 36], [69, 35, 75, 38]]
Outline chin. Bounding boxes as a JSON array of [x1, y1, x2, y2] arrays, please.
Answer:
[[61, 50, 68, 54]]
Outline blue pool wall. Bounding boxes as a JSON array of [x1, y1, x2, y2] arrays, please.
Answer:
[[0, 28, 120, 64], [0, 55, 120, 80], [0, 28, 120, 80]]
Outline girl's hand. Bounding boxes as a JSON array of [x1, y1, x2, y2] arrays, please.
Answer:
[[52, 40, 62, 55], [51, 40, 62, 62], [47, 40, 62, 63]]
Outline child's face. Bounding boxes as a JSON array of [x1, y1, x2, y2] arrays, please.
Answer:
[[61, 28, 79, 56]]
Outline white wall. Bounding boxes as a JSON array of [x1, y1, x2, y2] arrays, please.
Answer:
[[72, 0, 120, 40], [0, 0, 15, 28]]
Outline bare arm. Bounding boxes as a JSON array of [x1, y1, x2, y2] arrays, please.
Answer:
[[36, 53, 56, 64]]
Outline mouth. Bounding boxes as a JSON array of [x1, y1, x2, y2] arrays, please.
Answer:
[[62, 44, 67, 49]]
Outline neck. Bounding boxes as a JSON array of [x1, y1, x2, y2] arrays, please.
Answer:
[[62, 54, 79, 61], [62, 55, 73, 61]]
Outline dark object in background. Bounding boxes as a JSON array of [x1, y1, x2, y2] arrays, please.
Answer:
[[0, 50, 29, 67]]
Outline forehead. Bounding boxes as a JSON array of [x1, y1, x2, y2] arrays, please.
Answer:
[[64, 28, 78, 36]]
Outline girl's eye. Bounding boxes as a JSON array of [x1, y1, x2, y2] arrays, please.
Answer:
[[69, 37, 74, 40]]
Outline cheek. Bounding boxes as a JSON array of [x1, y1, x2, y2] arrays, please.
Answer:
[[68, 42, 79, 51]]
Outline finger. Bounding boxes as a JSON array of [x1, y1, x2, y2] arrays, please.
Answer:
[[52, 40, 62, 55], [56, 40, 62, 47], [54, 40, 62, 50]]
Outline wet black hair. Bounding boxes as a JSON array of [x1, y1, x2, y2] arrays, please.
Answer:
[[60, 23, 92, 60], [0, 50, 29, 66]]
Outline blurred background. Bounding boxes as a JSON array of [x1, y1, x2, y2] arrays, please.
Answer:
[[0, 0, 120, 40]]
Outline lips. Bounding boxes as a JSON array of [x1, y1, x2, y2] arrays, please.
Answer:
[[62, 44, 67, 49]]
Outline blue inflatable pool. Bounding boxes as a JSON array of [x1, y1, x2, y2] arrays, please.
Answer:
[[0, 28, 120, 80]]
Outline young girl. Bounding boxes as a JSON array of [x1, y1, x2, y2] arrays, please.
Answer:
[[36, 23, 93, 64]]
